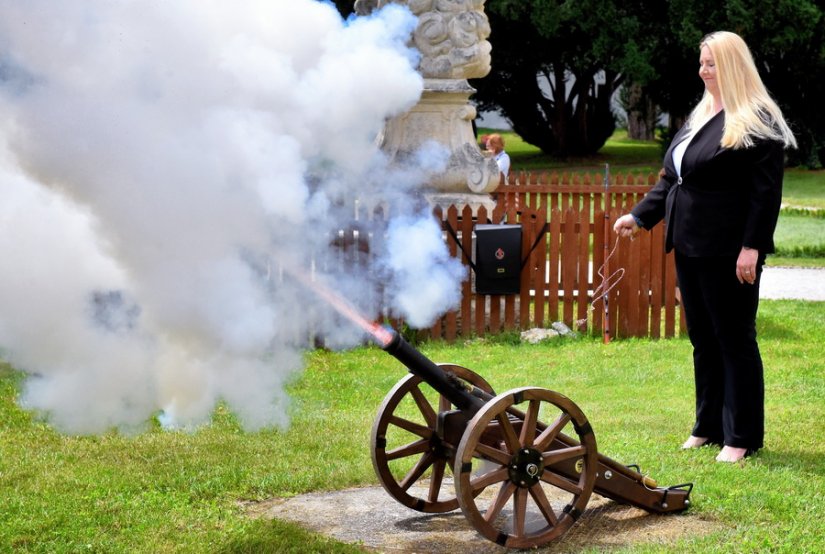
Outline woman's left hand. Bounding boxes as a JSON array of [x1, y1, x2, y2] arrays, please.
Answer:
[[736, 247, 759, 285]]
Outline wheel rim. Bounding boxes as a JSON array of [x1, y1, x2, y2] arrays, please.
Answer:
[[370, 364, 494, 513], [454, 387, 598, 548]]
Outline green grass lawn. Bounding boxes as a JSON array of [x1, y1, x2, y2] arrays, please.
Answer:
[[483, 128, 825, 267], [484, 128, 662, 174], [782, 168, 825, 209], [1, 130, 821, 553], [1, 299, 823, 553], [774, 212, 825, 259]]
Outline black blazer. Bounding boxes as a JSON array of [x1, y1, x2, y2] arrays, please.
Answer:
[[632, 111, 785, 256]]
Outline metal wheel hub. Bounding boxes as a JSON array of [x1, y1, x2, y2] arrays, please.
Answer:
[[508, 447, 544, 488], [428, 434, 451, 459]]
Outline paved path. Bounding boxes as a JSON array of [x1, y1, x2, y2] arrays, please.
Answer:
[[760, 266, 825, 301]]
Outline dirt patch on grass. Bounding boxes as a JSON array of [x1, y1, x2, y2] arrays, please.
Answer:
[[244, 483, 724, 553]]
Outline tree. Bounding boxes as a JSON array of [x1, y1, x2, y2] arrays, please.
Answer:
[[333, 0, 825, 166], [333, 0, 657, 156], [471, 1, 671, 156], [654, 0, 825, 167], [477, 0, 825, 164]]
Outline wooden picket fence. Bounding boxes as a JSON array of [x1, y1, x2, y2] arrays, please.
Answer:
[[425, 170, 685, 341]]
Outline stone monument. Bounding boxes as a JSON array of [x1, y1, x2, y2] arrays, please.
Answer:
[[356, 0, 500, 204]]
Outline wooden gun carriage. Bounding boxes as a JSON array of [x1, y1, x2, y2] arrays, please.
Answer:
[[372, 328, 693, 549], [288, 267, 692, 549]]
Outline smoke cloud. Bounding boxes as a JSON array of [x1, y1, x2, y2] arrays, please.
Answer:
[[0, 0, 465, 434]]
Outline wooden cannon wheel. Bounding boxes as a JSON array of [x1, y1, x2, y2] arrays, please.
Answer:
[[454, 387, 598, 549], [370, 364, 495, 513]]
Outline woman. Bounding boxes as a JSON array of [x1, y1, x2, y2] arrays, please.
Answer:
[[614, 31, 796, 463]]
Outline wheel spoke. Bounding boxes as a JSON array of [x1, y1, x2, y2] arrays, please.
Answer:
[[496, 411, 521, 453], [428, 458, 447, 503], [386, 438, 429, 461], [409, 384, 437, 427], [484, 481, 516, 524], [399, 451, 435, 491], [534, 412, 571, 451], [519, 399, 540, 445], [446, 456, 456, 475], [542, 445, 587, 467], [528, 483, 558, 526], [540, 470, 583, 495], [475, 442, 512, 466], [469, 467, 509, 493], [513, 488, 529, 538], [388, 415, 432, 439]]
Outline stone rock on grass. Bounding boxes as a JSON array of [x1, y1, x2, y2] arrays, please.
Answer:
[[520, 328, 560, 344]]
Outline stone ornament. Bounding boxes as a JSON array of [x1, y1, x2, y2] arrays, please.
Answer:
[[355, 0, 500, 194], [356, 0, 492, 79]]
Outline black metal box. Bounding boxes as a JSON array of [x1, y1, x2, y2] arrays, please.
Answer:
[[474, 224, 522, 294]]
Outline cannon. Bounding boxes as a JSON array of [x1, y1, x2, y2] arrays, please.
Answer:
[[290, 270, 692, 549], [371, 328, 693, 549]]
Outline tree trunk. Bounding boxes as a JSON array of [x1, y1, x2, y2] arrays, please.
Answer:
[[625, 82, 657, 140]]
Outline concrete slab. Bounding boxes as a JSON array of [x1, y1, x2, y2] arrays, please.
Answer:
[[245, 483, 723, 553]]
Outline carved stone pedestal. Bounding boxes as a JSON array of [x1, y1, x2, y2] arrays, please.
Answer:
[[356, 0, 499, 197], [379, 78, 499, 194]]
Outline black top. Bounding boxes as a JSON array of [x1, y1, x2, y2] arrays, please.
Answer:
[[632, 111, 785, 256]]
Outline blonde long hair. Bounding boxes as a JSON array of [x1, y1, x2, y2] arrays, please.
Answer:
[[687, 31, 796, 149]]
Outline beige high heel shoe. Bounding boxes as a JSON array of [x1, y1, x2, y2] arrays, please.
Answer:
[[681, 435, 710, 449], [716, 446, 756, 462]]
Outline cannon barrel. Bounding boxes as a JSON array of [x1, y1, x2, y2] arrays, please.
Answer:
[[382, 329, 487, 414]]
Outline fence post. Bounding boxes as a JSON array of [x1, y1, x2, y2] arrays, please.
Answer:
[[602, 164, 612, 344]]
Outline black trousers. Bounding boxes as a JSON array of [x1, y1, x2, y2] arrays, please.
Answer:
[[675, 251, 765, 450]]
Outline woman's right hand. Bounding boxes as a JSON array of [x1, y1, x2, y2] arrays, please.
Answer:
[[613, 214, 639, 238]]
